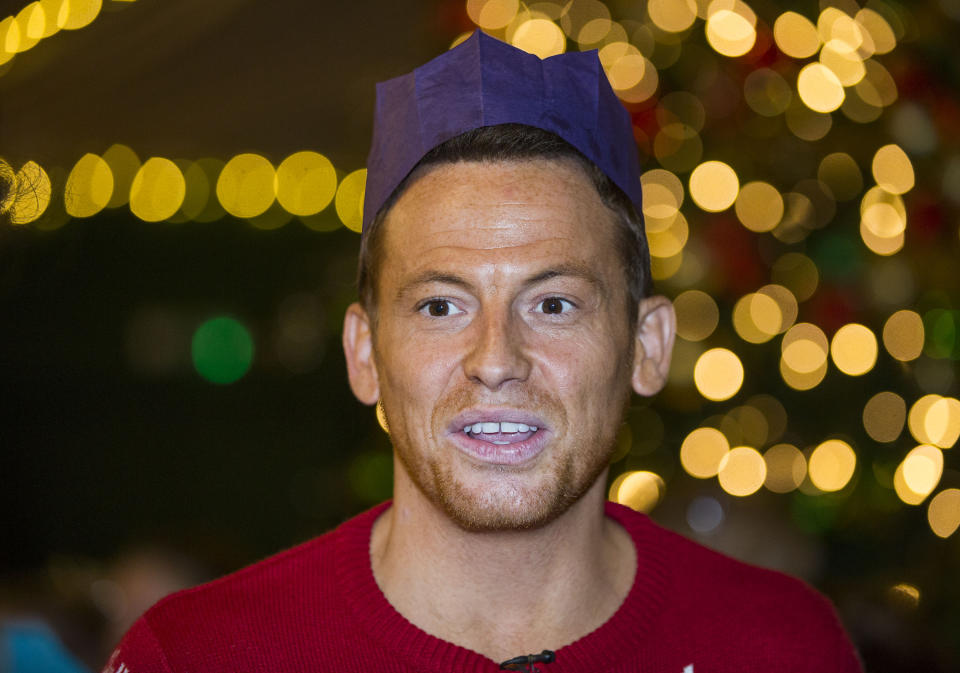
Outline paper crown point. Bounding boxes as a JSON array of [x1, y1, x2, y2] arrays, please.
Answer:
[[363, 30, 642, 230]]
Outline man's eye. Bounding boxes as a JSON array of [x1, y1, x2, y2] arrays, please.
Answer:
[[421, 300, 461, 317], [539, 297, 573, 314]]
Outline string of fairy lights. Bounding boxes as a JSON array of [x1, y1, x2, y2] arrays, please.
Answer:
[[1, 0, 959, 545]]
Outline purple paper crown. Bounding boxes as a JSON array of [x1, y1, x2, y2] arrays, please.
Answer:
[[363, 30, 642, 230]]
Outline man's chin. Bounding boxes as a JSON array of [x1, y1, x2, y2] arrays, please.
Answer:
[[430, 479, 580, 533]]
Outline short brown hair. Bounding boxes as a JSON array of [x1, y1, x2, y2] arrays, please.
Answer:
[[357, 124, 651, 322]]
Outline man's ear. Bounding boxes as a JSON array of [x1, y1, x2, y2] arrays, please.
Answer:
[[631, 295, 676, 397], [342, 302, 380, 405]]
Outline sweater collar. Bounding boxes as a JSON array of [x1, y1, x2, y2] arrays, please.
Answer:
[[334, 500, 670, 673]]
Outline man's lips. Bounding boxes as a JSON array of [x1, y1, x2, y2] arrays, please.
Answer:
[[446, 410, 550, 465]]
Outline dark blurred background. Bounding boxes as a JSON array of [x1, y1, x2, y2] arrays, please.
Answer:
[[1, 0, 958, 671]]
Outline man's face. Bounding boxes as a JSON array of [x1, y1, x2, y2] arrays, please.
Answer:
[[364, 159, 638, 531]]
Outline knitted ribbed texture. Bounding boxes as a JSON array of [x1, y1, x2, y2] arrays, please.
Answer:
[[103, 501, 862, 672]]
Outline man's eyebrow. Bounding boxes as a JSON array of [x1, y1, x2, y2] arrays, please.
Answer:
[[397, 271, 476, 298], [525, 263, 604, 290]]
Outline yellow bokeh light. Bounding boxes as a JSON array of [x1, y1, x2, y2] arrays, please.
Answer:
[[820, 39, 865, 87], [59, 0, 102, 30], [641, 168, 684, 221], [689, 160, 739, 212], [872, 144, 915, 195], [901, 444, 943, 497], [705, 8, 756, 58], [907, 395, 960, 449], [759, 285, 798, 333], [613, 54, 659, 104], [6, 161, 52, 225], [856, 8, 896, 55], [466, 0, 518, 30], [673, 289, 719, 342], [797, 63, 845, 113], [648, 0, 698, 33], [1, 16, 22, 64], [862, 202, 905, 239], [859, 60, 898, 108], [816, 7, 847, 44], [773, 11, 819, 59], [863, 391, 906, 443], [830, 323, 878, 376], [893, 461, 928, 506], [610, 470, 665, 513], [275, 151, 337, 217], [216, 153, 276, 219], [102, 143, 141, 208], [335, 168, 366, 233], [732, 292, 778, 344], [860, 220, 904, 256], [14, 3, 44, 53], [808, 439, 856, 492], [647, 211, 688, 258], [718, 446, 766, 497], [599, 41, 646, 91], [576, 17, 612, 47], [680, 427, 729, 479], [782, 323, 828, 373], [743, 68, 792, 117], [510, 17, 565, 58], [764, 443, 806, 493], [559, 0, 610, 40], [927, 488, 960, 538], [883, 309, 924, 361], [734, 181, 783, 232], [694, 348, 744, 402], [65, 153, 113, 218], [129, 157, 185, 222], [37, 0, 65, 39]]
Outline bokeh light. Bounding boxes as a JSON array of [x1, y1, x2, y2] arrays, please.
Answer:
[[830, 323, 878, 376], [102, 143, 141, 208], [808, 439, 857, 492], [275, 151, 337, 217], [883, 310, 925, 361], [510, 16, 565, 58], [927, 489, 960, 538], [129, 157, 186, 222], [734, 181, 783, 232], [901, 444, 944, 498], [781, 323, 829, 390], [818, 152, 863, 202], [191, 316, 254, 385], [694, 348, 744, 401], [609, 470, 665, 513], [872, 144, 915, 195], [689, 160, 739, 212], [59, 0, 102, 31], [335, 168, 366, 233], [763, 443, 806, 493], [648, 0, 697, 33], [466, 0, 518, 30], [773, 11, 819, 59], [216, 153, 276, 219], [908, 395, 960, 449], [863, 391, 906, 443], [797, 63, 845, 113], [705, 5, 756, 58], [680, 427, 729, 479], [718, 446, 766, 497], [771, 252, 819, 302], [65, 153, 113, 218], [673, 290, 719, 342], [6, 160, 51, 224]]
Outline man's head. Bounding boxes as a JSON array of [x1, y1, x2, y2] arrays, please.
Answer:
[[357, 123, 652, 328], [342, 32, 676, 532]]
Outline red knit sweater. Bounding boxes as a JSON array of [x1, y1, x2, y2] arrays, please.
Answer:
[[102, 501, 862, 672]]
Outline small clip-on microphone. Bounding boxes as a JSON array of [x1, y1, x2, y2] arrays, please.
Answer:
[[499, 650, 556, 672]]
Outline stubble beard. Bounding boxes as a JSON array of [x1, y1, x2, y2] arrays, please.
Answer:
[[390, 385, 627, 533]]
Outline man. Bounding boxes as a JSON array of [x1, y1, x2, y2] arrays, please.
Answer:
[[104, 31, 862, 672]]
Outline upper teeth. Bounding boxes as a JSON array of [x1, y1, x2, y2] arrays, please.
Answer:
[[464, 421, 537, 434]]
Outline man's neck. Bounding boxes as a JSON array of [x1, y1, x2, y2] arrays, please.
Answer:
[[369, 470, 636, 663]]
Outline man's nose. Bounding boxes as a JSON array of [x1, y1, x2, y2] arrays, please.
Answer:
[[461, 308, 531, 391]]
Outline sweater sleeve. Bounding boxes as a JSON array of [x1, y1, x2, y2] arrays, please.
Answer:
[[101, 616, 175, 673]]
